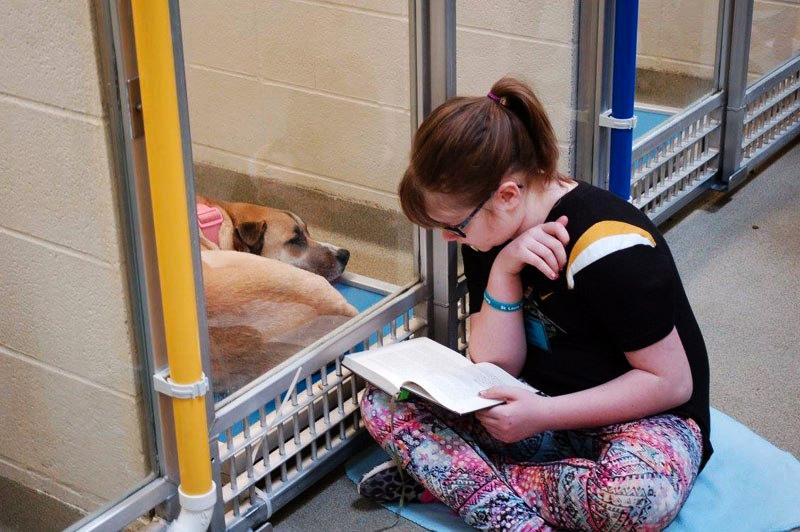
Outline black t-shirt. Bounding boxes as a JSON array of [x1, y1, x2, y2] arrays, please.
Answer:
[[463, 181, 712, 469]]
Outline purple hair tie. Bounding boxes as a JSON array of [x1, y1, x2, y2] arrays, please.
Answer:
[[487, 91, 501, 103]]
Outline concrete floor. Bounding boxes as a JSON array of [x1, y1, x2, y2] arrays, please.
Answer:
[[269, 141, 800, 531]]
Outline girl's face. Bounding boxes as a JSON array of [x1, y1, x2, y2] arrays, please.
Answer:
[[424, 180, 527, 251]]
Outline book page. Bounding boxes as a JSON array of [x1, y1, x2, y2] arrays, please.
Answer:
[[472, 363, 541, 394], [343, 338, 537, 414], [403, 362, 540, 414], [404, 365, 501, 414], [343, 338, 473, 396]]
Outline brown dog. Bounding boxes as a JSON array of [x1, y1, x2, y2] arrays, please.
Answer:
[[196, 196, 357, 396], [201, 250, 357, 395], [196, 194, 350, 282]]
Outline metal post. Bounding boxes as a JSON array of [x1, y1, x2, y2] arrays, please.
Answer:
[[130, 0, 217, 524], [608, 0, 639, 199], [412, 0, 459, 349], [575, 0, 614, 187], [717, 0, 755, 190]]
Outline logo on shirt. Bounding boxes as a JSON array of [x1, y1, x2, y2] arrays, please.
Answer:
[[522, 288, 565, 352]]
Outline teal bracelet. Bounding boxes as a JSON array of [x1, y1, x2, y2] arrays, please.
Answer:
[[483, 290, 523, 312]]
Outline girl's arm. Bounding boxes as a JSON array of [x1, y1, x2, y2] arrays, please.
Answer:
[[468, 268, 527, 375], [541, 327, 692, 429], [468, 218, 569, 376], [477, 327, 693, 441]]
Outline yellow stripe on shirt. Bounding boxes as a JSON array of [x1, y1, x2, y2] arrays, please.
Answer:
[[566, 221, 656, 289]]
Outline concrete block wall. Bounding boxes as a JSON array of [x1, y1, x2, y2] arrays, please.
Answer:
[[180, 0, 413, 212], [0, 0, 149, 515], [180, 0, 578, 215], [456, 0, 577, 175]]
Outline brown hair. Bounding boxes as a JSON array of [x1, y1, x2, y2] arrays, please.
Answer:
[[399, 76, 566, 228]]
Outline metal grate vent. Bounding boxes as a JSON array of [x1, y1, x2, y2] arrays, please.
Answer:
[[742, 62, 800, 166], [631, 96, 724, 224], [215, 296, 427, 530]]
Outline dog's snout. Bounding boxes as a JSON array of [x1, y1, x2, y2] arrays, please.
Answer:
[[336, 248, 350, 266]]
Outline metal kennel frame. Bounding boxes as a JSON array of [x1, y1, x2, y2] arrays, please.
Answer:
[[75, 0, 800, 530], [576, 0, 800, 227]]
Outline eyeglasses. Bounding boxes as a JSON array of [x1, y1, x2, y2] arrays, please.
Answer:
[[440, 184, 524, 238], [441, 197, 490, 238]]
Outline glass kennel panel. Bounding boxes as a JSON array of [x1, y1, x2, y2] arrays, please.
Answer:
[[177, 1, 417, 402], [636, 0, 721, 113], [212, 285, 429, 530], [747, 0, 800, 86], [455, 1, 579, 178], [741, 55, 800, 171]]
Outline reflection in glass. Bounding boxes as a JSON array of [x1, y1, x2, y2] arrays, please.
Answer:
[[748, 0, 800, 85], [179, 1, 417, 400], [636, 0, 721, 114]]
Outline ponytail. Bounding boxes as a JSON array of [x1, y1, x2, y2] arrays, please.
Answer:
[[488, 77, 560, 183], [398, 76, 565, 228]]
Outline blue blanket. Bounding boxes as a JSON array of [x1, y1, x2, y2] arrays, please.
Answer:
[[345, 409, 800, 531]]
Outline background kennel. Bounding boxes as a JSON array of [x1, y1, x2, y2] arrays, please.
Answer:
[[0, 0, 794, 530]]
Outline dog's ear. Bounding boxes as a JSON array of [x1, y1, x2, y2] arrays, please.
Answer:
[[234, 220, 267, 253]]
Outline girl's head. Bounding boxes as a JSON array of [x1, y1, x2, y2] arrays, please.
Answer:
[[399, 76, 569, 250]]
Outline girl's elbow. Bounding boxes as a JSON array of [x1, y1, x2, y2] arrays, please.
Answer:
[[673, 374, 693, 405]]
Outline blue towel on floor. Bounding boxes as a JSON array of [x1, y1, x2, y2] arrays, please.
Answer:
[[345, 408, 800, 531]]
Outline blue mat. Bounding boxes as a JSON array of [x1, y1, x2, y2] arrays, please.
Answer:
[[634, 107, 673, 141], [346, 409, 800, 531]]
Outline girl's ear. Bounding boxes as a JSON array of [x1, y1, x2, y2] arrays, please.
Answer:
[[495, 180, 524, 211]]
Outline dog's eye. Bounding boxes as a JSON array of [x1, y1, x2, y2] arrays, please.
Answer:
[[287, 236, 306, 247]]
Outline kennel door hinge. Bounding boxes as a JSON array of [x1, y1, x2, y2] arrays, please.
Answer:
[[152, 368, 210, 399], [126, 76, 144, 139], [599, 109, 638, 130]]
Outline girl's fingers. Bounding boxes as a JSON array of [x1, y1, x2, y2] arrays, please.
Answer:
[[478, 417, 499, 431], [475, 411, 494, 423], [520, 232, 566, 270], [528, 240, 559, 275], [535, 233, 567, 269], [541, 220, 570, 246], [522, 248, 558, 279]]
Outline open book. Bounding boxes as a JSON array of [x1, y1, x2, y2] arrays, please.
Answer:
[[343, 337, 538, 415]]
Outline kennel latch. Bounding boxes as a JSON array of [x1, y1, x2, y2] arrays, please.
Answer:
[[152, 367, 210, 399], [126, 76, 144, 139], [599, 109, 638, 130]]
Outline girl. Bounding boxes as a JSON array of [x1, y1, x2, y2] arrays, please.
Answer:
[[358, 77, 711, 531]]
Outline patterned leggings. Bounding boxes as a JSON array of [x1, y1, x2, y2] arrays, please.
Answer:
[[360, 385, 703, 531]]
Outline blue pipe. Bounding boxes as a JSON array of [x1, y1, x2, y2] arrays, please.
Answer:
[[608, 0, 639, 199]]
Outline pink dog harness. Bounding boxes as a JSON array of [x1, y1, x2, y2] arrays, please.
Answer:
[[197, 203, 223, 246]]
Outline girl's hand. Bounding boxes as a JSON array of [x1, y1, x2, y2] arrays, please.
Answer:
[[474, 386, 550, 442], [494, 216, 569, 280]]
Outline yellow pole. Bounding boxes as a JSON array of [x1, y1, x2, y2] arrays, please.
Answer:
[[130, 0, 212, 497]]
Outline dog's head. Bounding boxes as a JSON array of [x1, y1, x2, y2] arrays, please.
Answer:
[[225, 201, 350, 282]]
